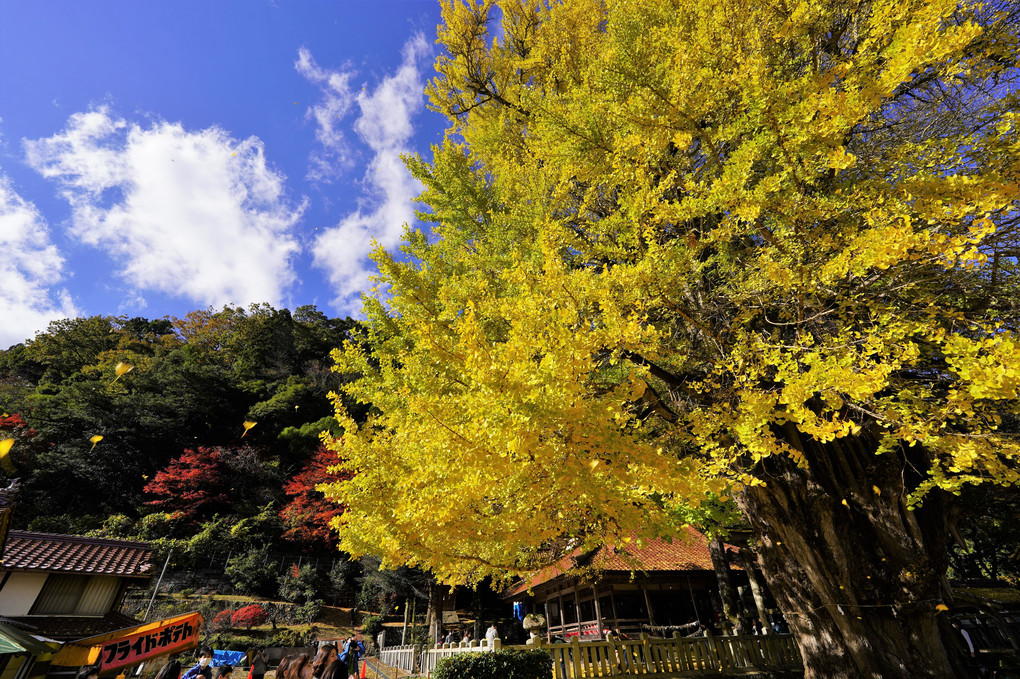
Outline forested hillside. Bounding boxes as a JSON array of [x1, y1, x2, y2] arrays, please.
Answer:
[[0, 304, 359, 559]]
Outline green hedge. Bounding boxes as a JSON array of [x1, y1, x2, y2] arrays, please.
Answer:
[[433, 649, 552, 679]]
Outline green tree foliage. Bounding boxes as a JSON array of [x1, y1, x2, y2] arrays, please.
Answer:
[[324, 1, 1020, 677], [278, 564, 326, 604], [0, 304, 354, 531], [225, 548, 279, 597]]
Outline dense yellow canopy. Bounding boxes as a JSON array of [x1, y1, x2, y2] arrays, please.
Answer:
[[323, 0, 1020, 585]]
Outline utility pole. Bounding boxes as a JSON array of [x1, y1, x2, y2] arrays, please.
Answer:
[[143, 548, 173, 621]]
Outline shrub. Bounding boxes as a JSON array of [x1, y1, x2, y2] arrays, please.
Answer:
[[267, 629, 303, 647], [278, 564, 324, 604], [433, 650, 551, 679], [225, 549, 278, 597], [215, 634, 261, 652], [360, 614, 384, 641], [295, 599, 322, 624], [212, 609, 235, 630], [231, 604, 269, 629]]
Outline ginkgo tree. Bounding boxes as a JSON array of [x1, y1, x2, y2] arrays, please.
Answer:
[[323, 0, 1020, 676]]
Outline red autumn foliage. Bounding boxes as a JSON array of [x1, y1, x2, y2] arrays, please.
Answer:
[[0, 413, 32, 434], [212, 609, 234, 630], [231, 604, 269, 629], [144, 446, 231, 524], [0, 413, 39, 472], [278, 444, 351, 546]]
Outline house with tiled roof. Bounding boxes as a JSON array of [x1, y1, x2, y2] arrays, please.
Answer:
[[0, 531, 154, 641], [0, 485, 202, 679], [505, 526, 774, 640]]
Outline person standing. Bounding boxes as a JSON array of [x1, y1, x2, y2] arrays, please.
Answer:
[[249, 648, 267, 679], [340, 633, 364, 679], [485, 623, 498, 645], [182, 647, 215, 679]]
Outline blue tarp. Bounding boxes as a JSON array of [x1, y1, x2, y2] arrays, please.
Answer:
[[213, 650, 247, 667]]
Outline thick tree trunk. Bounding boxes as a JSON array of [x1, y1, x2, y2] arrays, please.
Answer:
[[739, 548, 771, 634], [736, 425, 964, 678], [426, 581, 450, 644], [709, 537, 740, 634]]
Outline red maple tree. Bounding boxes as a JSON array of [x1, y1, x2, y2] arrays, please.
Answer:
[[278, 444, 350, 546], [0, 413, 33, 435], [144, 446, 232, 523], [212, 609, 234, 630], [231, 604, 269, 629]]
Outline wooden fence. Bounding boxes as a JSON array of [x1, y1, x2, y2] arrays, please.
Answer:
[[538, 633, 801, 677], [380, 633, 802, 677]]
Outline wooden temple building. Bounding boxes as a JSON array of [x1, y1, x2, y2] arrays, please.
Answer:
[[505, 527, 774, 640]]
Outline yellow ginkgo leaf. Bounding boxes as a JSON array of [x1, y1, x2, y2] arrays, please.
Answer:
[[872, 486, 881, 496], [0, 439, 16, 474], [241, 421, 257, 437], [935, 604, 949, 613], [589, 459, 600, 470], [89, 435, 103, 451], [841, 499, 850, 507], [113, 362, 134, 382]]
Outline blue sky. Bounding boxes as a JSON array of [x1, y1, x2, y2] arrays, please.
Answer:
[[0, 0, 449, 348]]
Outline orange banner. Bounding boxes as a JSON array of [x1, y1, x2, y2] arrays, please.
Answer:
[[99, 612, 202, 671], [53, 612, 203, 672]]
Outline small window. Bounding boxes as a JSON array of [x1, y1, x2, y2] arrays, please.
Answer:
[[31, 575, 86, 614], [599, 595, 614, 621], [562, 598, 577, 625], [31, 575, 119, 615], [613, 591, 648, 620]]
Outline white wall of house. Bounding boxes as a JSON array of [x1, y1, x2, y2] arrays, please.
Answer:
[[0, 572, 49, 616]]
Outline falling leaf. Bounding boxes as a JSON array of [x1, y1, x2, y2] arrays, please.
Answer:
[[241, 421, 257, 437], [89, 435, 104, 451], [841, 499, 849, 507], [0, 439, 15, 474], [872, 486, 881, 496], [935, 604, 949, 613], [112, 362, 134, 382], [589, 459, 600, 470]]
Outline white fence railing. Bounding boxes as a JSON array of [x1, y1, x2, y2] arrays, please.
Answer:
[[419, 638, 501, 675], [378, 643, 418, 673], [378, 633, 801, 677]]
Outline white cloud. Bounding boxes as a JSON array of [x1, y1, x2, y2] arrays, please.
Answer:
[[24, 108, 305, 310], [302, 34, 431, 314], [295, 47, 357, 182], [0, 171, 78, 348]]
